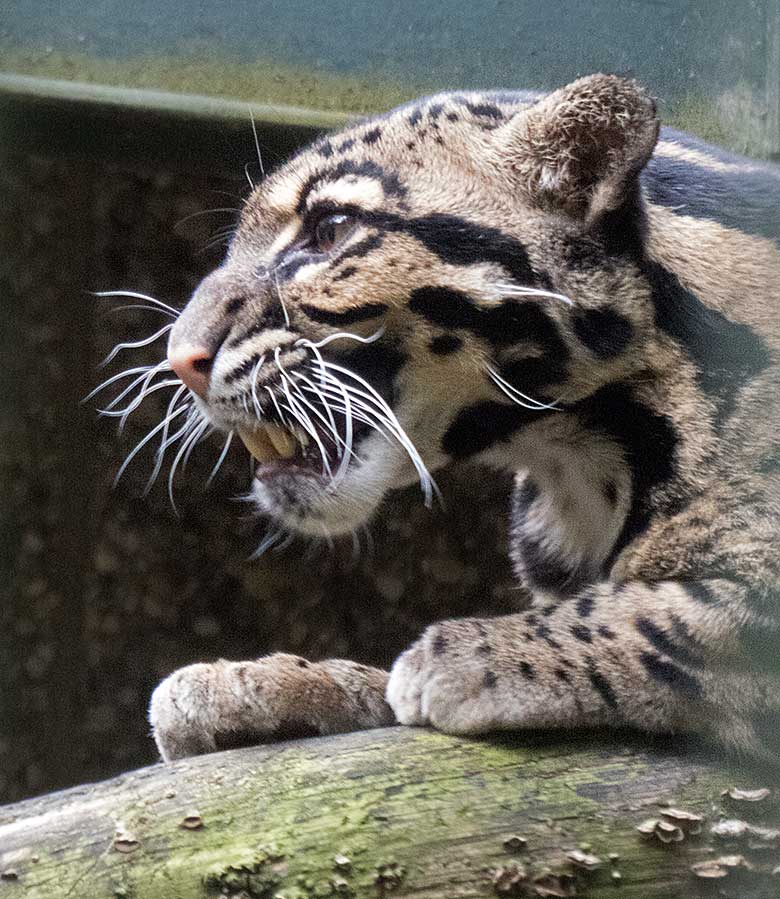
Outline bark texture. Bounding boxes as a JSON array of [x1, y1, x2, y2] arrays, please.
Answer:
[[1, 728, 779, 899]]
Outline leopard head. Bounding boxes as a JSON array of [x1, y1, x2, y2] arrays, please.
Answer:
[[164, 74, 659, 538]]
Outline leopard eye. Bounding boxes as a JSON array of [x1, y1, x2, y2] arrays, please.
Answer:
[[312, 213, 356, 253]]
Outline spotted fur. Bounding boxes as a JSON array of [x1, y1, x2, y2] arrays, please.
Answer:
[[146, 75, 780, 762]]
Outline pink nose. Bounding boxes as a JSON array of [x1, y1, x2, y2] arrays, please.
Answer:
[[168, 344, 213, 399]]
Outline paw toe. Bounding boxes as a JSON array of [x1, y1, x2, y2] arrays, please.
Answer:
[[149, 664, 219, 761], [386, 646, 429, 726]]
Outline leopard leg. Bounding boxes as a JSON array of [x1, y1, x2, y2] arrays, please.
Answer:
[[149, 654, 394, 761], [387, 578, 780, 760]]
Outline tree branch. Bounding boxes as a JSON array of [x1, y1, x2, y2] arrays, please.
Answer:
[[0, 728, 778, 898]]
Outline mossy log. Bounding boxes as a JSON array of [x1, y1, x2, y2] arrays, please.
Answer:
[[1, 728, 779, 899]]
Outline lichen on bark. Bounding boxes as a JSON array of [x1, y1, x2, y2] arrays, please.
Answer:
[[1, 728, 778, 898]]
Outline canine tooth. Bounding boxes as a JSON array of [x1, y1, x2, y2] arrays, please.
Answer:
[[295, 428, 310, 448], [237, 427, 279, 462], [264, 423, 297, 459]]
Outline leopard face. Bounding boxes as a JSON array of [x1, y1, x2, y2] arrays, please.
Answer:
[[165, 75, 660, 539]]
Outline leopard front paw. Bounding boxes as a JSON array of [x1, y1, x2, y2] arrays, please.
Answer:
[[149, 653, 394, 761], [149, 654, 319, 761], [386, 620, 506, 734]]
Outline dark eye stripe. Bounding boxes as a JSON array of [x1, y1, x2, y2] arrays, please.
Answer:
[[361, 210, 536, 285], [331, 233, 384, 265], [300, 302, 388, 326]]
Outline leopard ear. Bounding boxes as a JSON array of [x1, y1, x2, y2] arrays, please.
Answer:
[[499, 74, 659, 223]]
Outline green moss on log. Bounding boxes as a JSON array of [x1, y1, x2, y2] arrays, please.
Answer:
[[0, 728, 778, 898]]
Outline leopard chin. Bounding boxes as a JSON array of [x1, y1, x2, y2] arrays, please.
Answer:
[[245, 415, 438, 538], [250, 435, 403, 538]]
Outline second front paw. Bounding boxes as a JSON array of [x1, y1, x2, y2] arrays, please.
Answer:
[[386, 620, 509, 734]]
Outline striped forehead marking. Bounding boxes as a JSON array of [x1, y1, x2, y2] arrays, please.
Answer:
[[307, 177, 387, 211], [295, 159, 407, 214]]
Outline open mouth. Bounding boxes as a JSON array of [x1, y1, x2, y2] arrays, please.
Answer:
[[236, 415, 373, 481], [227, 345, 435, 504], [238, 422, 322, 477], [223, 339, 406, 484]]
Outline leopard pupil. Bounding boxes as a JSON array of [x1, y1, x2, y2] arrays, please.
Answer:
[[316, 214, 349, 252]]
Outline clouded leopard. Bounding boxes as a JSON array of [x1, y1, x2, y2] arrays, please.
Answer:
[[122, 74, 780, 762]]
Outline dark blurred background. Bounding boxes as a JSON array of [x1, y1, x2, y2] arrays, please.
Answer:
[[1, 0, 778, 803]]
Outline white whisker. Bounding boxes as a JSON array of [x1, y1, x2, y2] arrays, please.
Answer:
[[145, 393, 194, 493], [275, 347, 334, 480], [182, 419, 212, 468], [290, 370, 341, 452], [301, 347, 438, 506], [244, 162, 255, 191], [117, 362, 177, 432], [251, 529, 283, 559], [94, 290, 180, 318], [84, 361, 168, 404], [97, 378, 182, 417], [167, 418, 207, 512], [487, 367, 561, 411], [302, 326, 386, 349], [265, 385, 288, 426], [298, 378, 392, 443], [89, 288, 220, 501], [279, 390, 335, 481], [494, 282, 574, 306], [114, 403, 189, 486], [248, 106, 265, 177], [201, 229, 237, 253], [155, 408, 197, 458], [207, 431, 234, 486], [105, 303, 177, 317], [327, 368, 354, 484], [100, 323, 174, 367], [175, 207, 240, 227]]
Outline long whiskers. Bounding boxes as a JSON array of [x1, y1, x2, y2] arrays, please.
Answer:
[[305, 326, 386, 349], [114, 402, 190, 486], [93, 290, 180, 318], [487, 367, 561, 411], [94, 285, 436, 519], [174, 207, 241, 229], [91, 291, 219, 508], [494, 282, 574, 306], [145, 384, 191, 492], [166, 415, 209, 512], [295, 341, 438, 506], [97, 377, 180, 420], [207, 431, 234, 487], [100, 323, 173, 367]]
